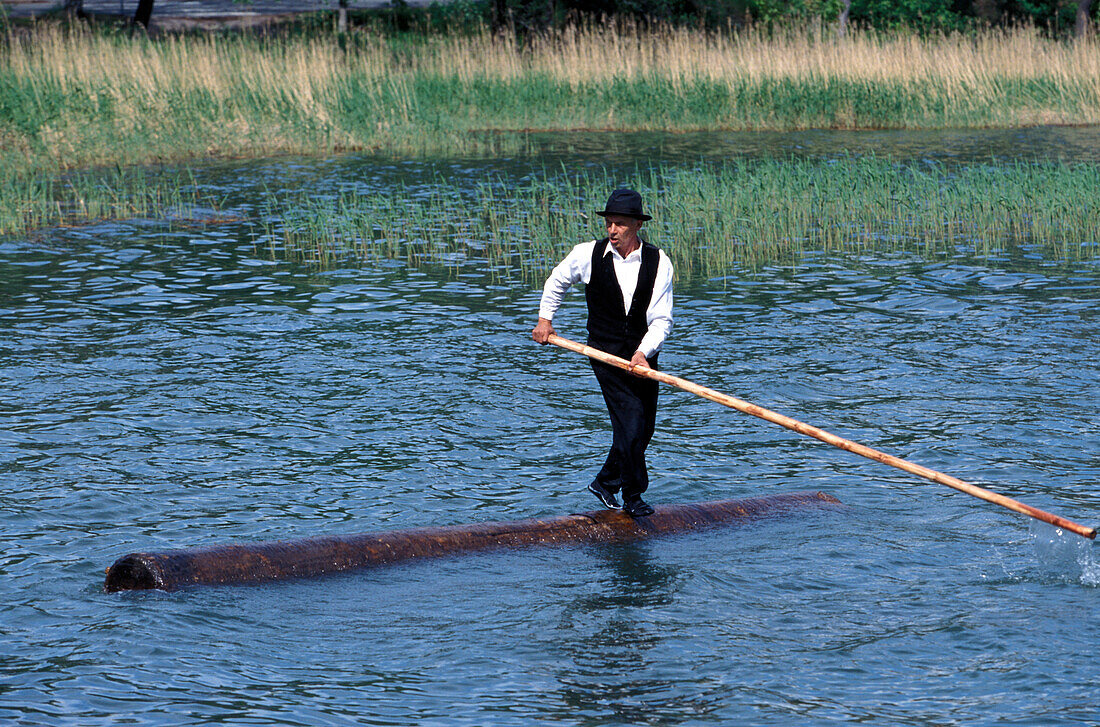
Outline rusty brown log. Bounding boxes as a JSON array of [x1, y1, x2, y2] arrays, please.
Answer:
[[104, 491, 841, 592]]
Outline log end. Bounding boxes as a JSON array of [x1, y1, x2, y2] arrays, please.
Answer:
[[104, 554, 166, 593]]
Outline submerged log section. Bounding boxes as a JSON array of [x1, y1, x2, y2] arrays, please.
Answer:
[[105, 491, 841, 592]]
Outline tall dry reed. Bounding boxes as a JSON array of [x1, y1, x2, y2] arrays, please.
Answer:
[[3, 23, 1099, 171]]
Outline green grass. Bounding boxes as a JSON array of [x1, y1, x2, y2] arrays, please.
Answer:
[[259, 158, 1100, 279], [336, 74, 1100, 133], [0, 164, 227, 235]]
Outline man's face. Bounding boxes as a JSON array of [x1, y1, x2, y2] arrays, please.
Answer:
[[605, 214, 643, 253]]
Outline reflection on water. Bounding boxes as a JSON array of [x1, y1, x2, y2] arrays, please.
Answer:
[[577, 543, 680, 610], [185, 125, 1100, 222], [554, 543, 700, 725], [514, 125, 1100, 163]]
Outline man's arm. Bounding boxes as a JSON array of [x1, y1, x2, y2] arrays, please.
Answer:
[[634, 252, 674, 361], [532, 242, 593, 345]]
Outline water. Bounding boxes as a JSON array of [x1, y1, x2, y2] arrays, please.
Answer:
[[180, 124, 1100, 210], [3, 130, 1100, 725]]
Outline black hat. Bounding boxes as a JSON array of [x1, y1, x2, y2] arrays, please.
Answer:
[[596, 188, 652, 221]]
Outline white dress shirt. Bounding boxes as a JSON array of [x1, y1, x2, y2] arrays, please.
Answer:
[[538, 239, 674, 359]]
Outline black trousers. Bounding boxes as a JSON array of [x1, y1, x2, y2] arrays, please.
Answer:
[[589, 348, 660, 501]]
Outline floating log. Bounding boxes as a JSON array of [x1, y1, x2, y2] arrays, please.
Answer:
[[104, 491, 842, 592]]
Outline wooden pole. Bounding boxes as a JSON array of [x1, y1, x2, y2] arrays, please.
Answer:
[[547, 334, 1096, 540]]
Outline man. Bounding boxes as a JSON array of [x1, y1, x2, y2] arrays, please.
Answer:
[[532, 188, 674, 518]]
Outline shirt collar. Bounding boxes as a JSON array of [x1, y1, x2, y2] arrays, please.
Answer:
[[603, 240, 643, 261]]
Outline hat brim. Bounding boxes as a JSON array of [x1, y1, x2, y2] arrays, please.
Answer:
[[596, 210, 652, 221]]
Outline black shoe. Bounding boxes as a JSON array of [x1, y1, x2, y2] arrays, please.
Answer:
[[620, 497, 651, 519], [587, 480, 621, 509], [623, 497, 655, 518]]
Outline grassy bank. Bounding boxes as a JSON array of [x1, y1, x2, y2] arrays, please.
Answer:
[[262, 158, 1100, 278], [3, 23, 1100, 174]]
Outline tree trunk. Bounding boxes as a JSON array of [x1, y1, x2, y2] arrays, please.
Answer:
[[837, 0, 852, 37], [63, 0, 84, 17], [1076, 0, 1093, 38], [338, 0, 348, 33], [491, 0, 508, 33], [133, 0, 154, 27]]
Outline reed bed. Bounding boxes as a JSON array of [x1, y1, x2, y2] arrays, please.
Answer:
[[0, 165, 220, 235], [262, 158, 1100, 278], [3, 23, 1100, 177]]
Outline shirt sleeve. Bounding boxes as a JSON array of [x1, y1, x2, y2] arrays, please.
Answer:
[[637, 251, 674, 359], [538, 242, 594, 321]]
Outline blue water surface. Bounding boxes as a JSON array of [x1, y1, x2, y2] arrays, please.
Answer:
[[2, 131, 1099, 725]]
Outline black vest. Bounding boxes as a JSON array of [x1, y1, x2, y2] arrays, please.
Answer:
[[585, 238, 661, 357]]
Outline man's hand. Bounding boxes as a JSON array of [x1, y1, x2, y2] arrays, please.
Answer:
[[628, 351, 649, 372], [532, 317, 555, 344]]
